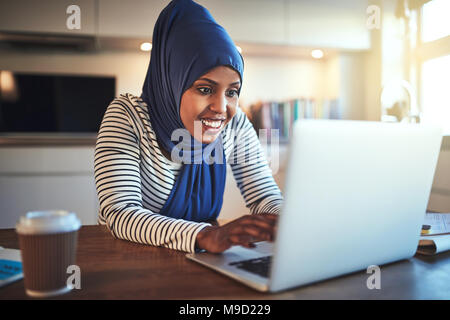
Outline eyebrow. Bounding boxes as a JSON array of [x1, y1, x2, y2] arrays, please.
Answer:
[[196, 78, 241, 87]]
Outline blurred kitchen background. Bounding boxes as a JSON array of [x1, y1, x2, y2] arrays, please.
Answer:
[[0, 0, 449, 228]]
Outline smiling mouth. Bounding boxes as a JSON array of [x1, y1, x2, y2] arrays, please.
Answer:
[[200, 118, 225, 129]]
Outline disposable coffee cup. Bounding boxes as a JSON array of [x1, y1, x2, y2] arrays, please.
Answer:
[[16, 210, 81, 298]]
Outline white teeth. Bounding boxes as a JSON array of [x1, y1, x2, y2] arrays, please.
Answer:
[[201, 119, 222, 128]]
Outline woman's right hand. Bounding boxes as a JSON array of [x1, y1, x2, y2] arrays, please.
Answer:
[[195, 214, 278, 253]]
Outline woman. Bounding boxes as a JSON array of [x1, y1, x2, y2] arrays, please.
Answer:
[[94, 0, 283, 253]]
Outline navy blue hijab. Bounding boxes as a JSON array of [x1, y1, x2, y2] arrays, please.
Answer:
[[140, 0, 244, 222]]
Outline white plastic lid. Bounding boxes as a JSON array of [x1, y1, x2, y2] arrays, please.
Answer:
[[16, 210, 81, 235]]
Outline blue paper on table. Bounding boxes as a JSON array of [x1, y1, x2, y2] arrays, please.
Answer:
[[0, 247, 23, 287]]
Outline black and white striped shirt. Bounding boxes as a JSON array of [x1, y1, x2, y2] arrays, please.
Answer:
[[94, 93, 283, 253]]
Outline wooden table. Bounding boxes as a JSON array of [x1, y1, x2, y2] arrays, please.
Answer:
[[1, 225, 450, 299]]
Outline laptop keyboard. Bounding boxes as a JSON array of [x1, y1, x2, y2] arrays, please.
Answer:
[[229, 256, 272, 278]]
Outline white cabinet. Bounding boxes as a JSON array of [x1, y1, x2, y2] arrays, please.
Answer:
[[0, 0, 96, 35], [0, 147, 99, 228], [0, 175, 98, 229], [286, 0, 370, 50], [0, 0, 371, 50], [98, 0, 286, 44], [97, 0, 167, 38], [196, 0, 287, 45]]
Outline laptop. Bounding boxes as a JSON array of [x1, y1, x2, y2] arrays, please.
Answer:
[[186, 119, 443, 292]]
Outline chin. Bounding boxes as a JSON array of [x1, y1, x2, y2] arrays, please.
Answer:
[[201, 133, 220, 144]]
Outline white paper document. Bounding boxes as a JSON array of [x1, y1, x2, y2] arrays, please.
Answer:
[[417, 235, 450, 255], [417, 213, 450, 255], [422, 213, 450, 235]]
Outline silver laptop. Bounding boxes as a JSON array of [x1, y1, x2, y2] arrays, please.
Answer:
[[186, 119, 443, 292]]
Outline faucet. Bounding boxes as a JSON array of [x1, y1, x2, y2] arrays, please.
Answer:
[[381, 79, 420, 123]]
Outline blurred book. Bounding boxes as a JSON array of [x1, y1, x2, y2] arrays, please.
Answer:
[[248, 98, 341, 142], [0, 247, 23, 288]]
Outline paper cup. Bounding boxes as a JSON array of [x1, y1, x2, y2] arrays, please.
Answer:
[[16, 210, 81, 298]]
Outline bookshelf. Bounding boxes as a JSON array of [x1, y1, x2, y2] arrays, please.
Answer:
[[245, 98, 341, 143]]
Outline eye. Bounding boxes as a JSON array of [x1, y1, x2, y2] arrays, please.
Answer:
[[227, 89, 239, 98], [197, 87, 212, 95]]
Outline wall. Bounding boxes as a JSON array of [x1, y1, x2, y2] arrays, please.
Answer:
[[339, 53, 367, 120], [0, 48, 331, 109], [239, 56, 325, 106], [324, 53, 367, 120], [363, 18, 382, 121]]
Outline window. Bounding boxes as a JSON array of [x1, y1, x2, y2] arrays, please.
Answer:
[[421, 55, 450, 133], [422, 0, 450, 42], [413, 0, 450, 134]]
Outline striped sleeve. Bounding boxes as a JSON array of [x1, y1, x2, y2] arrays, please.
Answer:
[[228, 109, 284, 214], [94, 99, 210, 253]]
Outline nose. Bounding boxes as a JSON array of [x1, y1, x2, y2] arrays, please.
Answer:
[[209, 93, 227, 114]]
